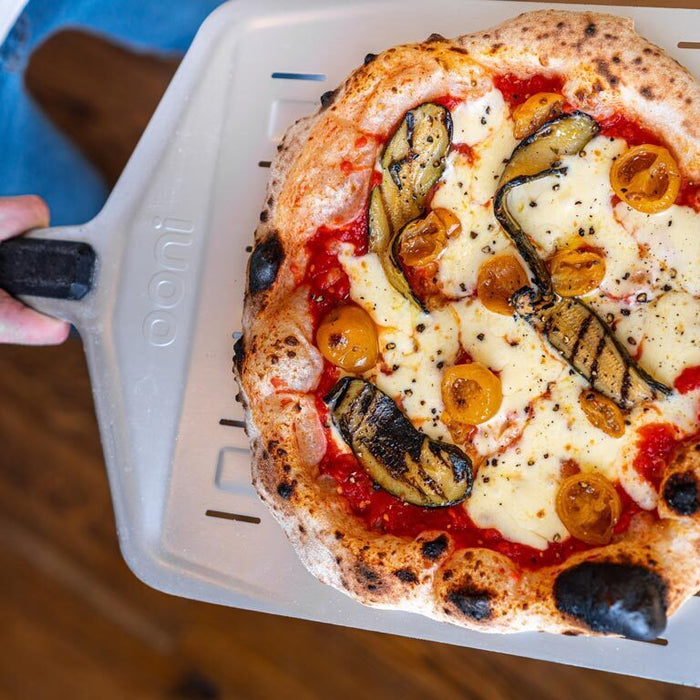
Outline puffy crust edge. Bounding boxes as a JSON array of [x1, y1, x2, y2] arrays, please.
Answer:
[[236, 9, 700, 636]]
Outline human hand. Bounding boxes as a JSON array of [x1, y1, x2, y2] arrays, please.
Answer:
[[0, 196, 70, 345]]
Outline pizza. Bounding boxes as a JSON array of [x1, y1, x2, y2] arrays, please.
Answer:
[[234, 10, 700, 639]]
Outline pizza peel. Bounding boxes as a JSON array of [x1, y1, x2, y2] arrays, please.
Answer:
[[2, 0, 700, 685]]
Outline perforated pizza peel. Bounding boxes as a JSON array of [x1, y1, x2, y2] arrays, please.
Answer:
[[3, 0, 700, 685]]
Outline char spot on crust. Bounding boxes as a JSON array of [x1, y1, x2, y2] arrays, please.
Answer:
[[334, 530, 344, 540], [663, 472, 699, 515], [425, 33, 447, 43], [594, 59, 619, 87], [394, 568, 418, 584], [233, 335, 246, 373], [585, 22, 597, 37], [248, 234, 284, 295], [447, 587, 493, 621], [276, 480, 297, 500], [320, 89, 339, 110], [357, 564, 379, 582], [554, 562, 667, 641], [421, 534, 448, 560], [640, 86, 654, 100], [363, 53, 377, 65], [259, 210, 269, 223]]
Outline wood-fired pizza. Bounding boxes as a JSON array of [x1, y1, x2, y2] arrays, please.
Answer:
[[234, 10, 700, 639]]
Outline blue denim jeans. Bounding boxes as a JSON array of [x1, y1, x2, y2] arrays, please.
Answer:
[[0, 0, 224, 225]]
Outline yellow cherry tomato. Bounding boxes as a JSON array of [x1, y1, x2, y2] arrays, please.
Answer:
[[549, 248, 606, 297], [441, 362, 502, 425], [477, 254, 529, 315], [610, 144, 681, 214], [398, 208, 461, 267], [556, 472, 622, 545], [579, 390, 625, 438], [512, 92, 564, 139], [316, 305, 378, 373]]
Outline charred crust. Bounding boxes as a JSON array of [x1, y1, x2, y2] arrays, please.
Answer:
[[334, 530, 344, 540], [594, 59, 618, 87], [640, 86, 654, 100], [554, 562, 667, 641], [276, 480, 297, 500], [585, 22, 597, 37], [233, 335, 245, 373], [363, 52, 377, 65], [663, 472, 699, 515], [447, 587, 493, 621], [394, 568, 418, 584], [259, 210, 269, 223], [248, 234, 284, 295], [421, 534, 448, 560], [320, 88, 339, 110], [425, 33, 447, 43]]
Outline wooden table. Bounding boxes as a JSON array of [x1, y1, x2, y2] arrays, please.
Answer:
[[1, 16, 699, 699]]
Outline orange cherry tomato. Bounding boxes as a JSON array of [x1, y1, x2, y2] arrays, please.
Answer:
[[610, 144, 681, 214], [556, 472, 622, 545], [549, 248, 606, 297], [398, 208, 461, 267], [476, 254, 529, 315], [441, 362, 502, 425], [316, 305, 378, 373], [440, 411, 477, 445], [579, 390, 626, 438], [512, 92, 564, 139]]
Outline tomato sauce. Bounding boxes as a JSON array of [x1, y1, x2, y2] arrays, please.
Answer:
[[316, 435, 598, 570], [493, 74, 565, 109], [633, 423, 679, 490], [674, 366, 700, 395], [432, 95, 463, 112], [304, 213, 368, 325]]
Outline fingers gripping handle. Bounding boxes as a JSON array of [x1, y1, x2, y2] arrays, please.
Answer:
[[0, 237, 96, 300]]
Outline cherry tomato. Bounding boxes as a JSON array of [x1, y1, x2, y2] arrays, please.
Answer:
[[549, 248, 606, 297], [579, 390, 626, 438], [512, 92, 564, 139], [316, 305, 378, 372], [398, 208, 461, 267], [477, 254, 529, 315], [556, 472, 622, 545], [610, 144, 681, 214], [441, 362, 502, 424], [440, 411, 477, 445]]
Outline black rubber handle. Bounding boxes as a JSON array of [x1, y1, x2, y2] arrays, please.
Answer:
[[0, 237, 96, 300]]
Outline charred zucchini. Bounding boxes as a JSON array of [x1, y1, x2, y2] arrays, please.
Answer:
[[494, 112, 600, 299], [369, 103, 452, 310], [325, 377, 472, 507], [512, 290, 671, 409]]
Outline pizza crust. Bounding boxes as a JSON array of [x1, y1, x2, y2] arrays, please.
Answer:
[[236, 10, 700, 637]]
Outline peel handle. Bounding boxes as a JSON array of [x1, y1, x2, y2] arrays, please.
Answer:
[[0, 237, 96, 300]]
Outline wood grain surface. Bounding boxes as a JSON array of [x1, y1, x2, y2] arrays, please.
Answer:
[[1, 24, 698, 700]]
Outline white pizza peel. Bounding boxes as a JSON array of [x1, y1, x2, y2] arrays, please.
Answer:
[[2, 0, 700, 686]]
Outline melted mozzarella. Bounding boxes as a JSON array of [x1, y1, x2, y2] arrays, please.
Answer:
[[337, 91, 700, 549], [615, 203, 700, 296], [451, 88, 509, 146]]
